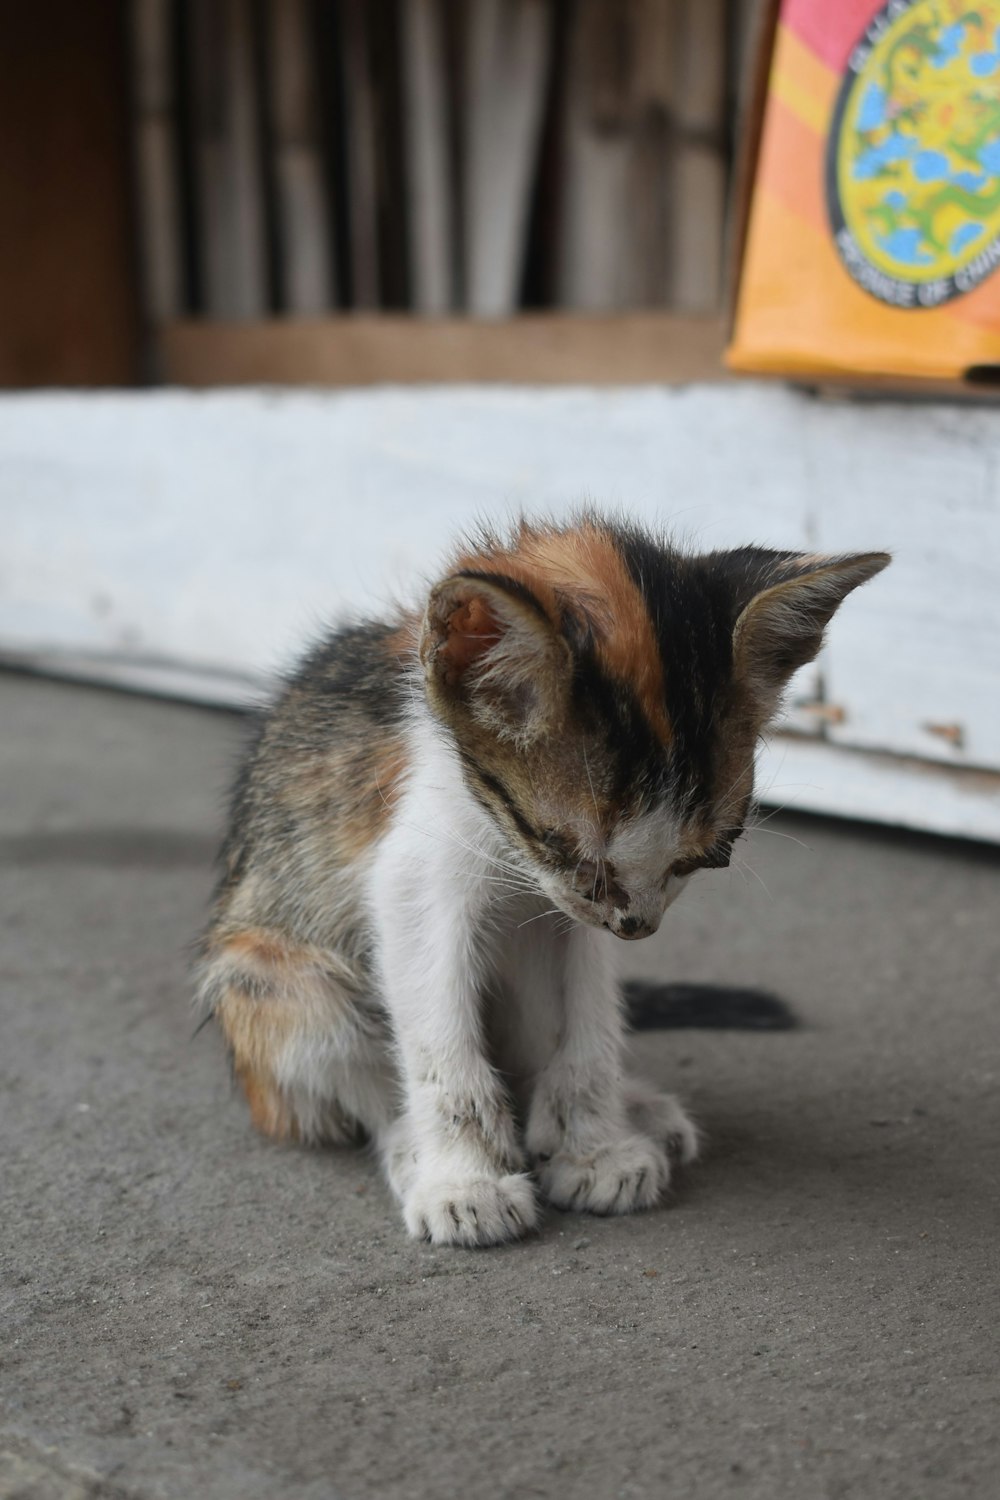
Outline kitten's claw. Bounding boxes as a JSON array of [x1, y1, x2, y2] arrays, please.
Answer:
[[537, 1133, 670, 1216], [403, 1172, 538, 1247]]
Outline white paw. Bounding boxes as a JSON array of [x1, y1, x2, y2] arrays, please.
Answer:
[[403, 1172, 538, 1247], [624, 1080, 701, 1165], [536, 1133, 670, 1215]]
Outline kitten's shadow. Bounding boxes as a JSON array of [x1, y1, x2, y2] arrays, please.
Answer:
[[624, 980, 797, 1032]]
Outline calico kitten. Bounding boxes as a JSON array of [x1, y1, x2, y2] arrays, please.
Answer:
[[195, 516, 889, 1247]]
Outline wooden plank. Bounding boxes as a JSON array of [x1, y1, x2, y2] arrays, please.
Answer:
[[269, 0, 335, 311], [340, 0, 381, 308], [368, 0, 412, 309], [131, 0, 183, 326], [463, 0, 553, 315], [0, 2, 138, 385], [670, 144, 726, 314], [628, 0, 679, 308], [671, 0, 727, 312], [160, 312, 727, 384], [733, 0, 768, 100], [401, 0, 455, 313], [674, 0, 727, 132], [188, 0, 268, 317], [556, 0, 636, 310], [556, 0, 725, 312], [223, 0, 269, 316]]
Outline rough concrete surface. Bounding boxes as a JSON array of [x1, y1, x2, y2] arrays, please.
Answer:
[[1, 674, 997, 1500]]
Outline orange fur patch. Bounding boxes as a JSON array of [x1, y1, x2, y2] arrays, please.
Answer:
[[215, 969, 298, 1141], [341, 736, 410, 858], [236, 1060, 299, 1141], [453, 522, 673, 745], [212, 933, 309, 1057], [224, 930, 290, 968], [210, 929, 340, 1142]]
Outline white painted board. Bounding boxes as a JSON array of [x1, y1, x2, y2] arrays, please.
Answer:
[[0, 387, 814, 680], [801, 400, 1000, 773], [1, 385, 997, 841]]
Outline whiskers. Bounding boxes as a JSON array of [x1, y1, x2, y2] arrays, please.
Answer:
[[374, 769, 542, 902], [745, 816, 812, 853], [730, 849, 773, 901], [725, 781, 820, 901], [516, 906, 575, 935]]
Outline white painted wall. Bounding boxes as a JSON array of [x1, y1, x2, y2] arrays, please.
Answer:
[[3, 385, 998, 840], [1, 386, 814, 677], [799, 400, 1000, 773]]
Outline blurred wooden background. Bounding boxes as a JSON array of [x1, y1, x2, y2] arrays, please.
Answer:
[[0, 0, 767, 385]]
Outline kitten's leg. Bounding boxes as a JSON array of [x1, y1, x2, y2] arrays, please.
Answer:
[[371, 860, 537, 1248], [196, 928, 396, 1144], [524, 926, 697, 1215]]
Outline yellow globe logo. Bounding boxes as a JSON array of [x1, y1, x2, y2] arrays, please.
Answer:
[[827, 0, 1000, 307]]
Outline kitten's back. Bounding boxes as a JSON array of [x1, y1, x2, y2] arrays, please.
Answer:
[[212, 618, 415, 947]]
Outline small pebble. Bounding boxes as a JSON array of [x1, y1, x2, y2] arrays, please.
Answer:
[[573, 1237, 590, 1250]]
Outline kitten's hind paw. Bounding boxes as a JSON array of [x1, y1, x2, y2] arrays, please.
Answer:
[[403, 1172, 538, 1248], [624, 1080, 701, 1165], [537, 1134, 669, 1216]]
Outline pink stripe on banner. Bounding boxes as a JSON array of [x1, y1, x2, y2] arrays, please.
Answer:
[[780, 0, 879, 74]]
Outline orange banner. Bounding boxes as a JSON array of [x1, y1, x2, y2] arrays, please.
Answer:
[[728, 0, 1000, 383]]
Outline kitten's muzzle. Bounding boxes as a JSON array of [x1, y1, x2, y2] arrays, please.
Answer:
[[547, 874, 662, 939]]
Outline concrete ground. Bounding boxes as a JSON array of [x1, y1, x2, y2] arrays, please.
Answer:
[[1, 673, 997, 1500]]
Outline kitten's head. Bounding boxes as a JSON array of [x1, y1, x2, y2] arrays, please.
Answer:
[[419, 520, 889, 939]]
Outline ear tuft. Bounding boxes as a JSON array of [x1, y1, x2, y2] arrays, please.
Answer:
[[733, 551, 890, 708], [420, 571, 569, 742], [426, 588, 505, 686]]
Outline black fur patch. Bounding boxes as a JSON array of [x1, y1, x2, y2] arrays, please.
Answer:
[[606, 525, 737, 808], [452, 569, 552, 624]]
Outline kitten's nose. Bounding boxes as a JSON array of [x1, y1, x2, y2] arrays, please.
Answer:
[[610, 912, 658, 941]]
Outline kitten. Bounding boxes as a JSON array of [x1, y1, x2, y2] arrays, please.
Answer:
[[195, 516, 889, 1247]]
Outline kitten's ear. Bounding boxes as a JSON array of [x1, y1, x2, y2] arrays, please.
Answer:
[[732, 551, 890, 708], [420, 571, 569, 742]]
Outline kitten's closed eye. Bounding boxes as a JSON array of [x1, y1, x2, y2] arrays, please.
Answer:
[[540, 828, 572, 860], [538, 828, 581, 874], [672, 837, 737, 879]]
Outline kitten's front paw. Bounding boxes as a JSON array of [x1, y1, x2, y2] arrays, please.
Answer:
[[624, 1080, 701, 1165], [536, 1133, 669, 1216], [403, 1172, 538, 1247]]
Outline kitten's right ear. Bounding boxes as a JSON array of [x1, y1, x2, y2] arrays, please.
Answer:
[[420, 572, 570, 743], [731, 550, 891, 711]]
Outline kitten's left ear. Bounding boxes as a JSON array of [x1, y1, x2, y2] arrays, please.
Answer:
[[420, 571, 570, 742], [732, 551, 891, 708]]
